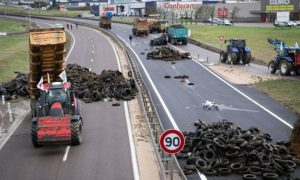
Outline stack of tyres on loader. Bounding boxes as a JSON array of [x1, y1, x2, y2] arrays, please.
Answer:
[[166, 24, 188, 45], [267, 38, 300, 76], [132, 18, 149, 37], [29, 28, 83, 147], [220, 39, 251, 64]]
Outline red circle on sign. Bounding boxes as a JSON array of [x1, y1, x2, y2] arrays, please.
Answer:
[[159, 129, 185, 154]]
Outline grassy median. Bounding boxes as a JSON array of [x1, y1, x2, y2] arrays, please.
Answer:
[[187, 25, 300, 64], [255, 80, 300, 114]]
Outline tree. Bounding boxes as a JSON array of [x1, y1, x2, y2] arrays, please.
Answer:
[[230, 6, 240, 23]]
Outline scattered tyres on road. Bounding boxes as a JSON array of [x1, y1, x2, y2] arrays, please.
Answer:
[[66, 64, 136, 103], [150, 34, 167, 46], [112, 102, 121, 107], [178, 119, 299, 179], [290, 118, 300, 159], [146, 47, 191, 61], [0, 73, 29, 99]]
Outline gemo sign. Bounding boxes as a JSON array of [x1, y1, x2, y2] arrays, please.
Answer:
[[158, 2, 201, 12], [269, 0, 290, 5]]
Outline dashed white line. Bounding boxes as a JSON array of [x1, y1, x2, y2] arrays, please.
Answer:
[[63, 146, 71, 162], [91, 58, 93, 62]]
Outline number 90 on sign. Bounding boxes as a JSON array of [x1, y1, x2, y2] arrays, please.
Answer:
[[160, 129, 185, 154]]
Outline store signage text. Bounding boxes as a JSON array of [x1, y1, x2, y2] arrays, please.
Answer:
[[269, 0, 290, 5]]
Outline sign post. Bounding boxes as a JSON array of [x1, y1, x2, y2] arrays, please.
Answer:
[[160, 129, 185, 180], [219, 35, 224, 50]]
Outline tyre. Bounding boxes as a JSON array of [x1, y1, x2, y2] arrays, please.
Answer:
[[30, 99, 37, 117], [228, 53, 238, 64], [279, 60, 292, 76], [220, 51, 228, 63], [182, 39, 187, 45], [31, 122, 42, 148], [268, 61, 277, 74], [243, 52, 251, 64], [71, 119, 83, 145], [167, 36, 171, 43], [295, 66, 300, 75], [171, 38, 175, 45]]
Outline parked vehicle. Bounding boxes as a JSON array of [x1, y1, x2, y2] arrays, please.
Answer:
[[220, 39, 251, 64], [147, 19, 162, 33], [166, 24, 188, 45], [217, 19, 232, 26], [268, 38, 300, 75]]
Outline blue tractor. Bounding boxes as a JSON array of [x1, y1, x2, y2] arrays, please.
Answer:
[[220, 39, 251, 64], [268, 38, 300, 76]]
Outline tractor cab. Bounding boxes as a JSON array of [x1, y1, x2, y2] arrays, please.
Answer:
[[226, 39, 246, 51]]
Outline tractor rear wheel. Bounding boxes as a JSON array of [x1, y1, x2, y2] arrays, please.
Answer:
[[295, 66, 300, 75], [243, 52, 251, 64], [220, 51, 228, 63], [268, 61, 277, 74], [31, 122, 42, 148], [279, 61, 292, 76], [229, 53, 238, 64], [71, 119, 83, 145]]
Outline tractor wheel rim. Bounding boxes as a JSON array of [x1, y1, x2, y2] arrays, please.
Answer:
[[281, 63, 287, 73]]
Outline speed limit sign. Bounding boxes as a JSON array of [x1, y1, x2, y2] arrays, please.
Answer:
[[160, 129, 185, 154]]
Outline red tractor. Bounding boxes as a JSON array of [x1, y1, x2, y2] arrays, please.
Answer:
[[31, 82, 83, 147]]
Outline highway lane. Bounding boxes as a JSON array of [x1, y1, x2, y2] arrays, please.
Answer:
[[0, 17, 136, 180], [106, 23, 300, 179]]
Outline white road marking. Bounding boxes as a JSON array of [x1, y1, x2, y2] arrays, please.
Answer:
[[88, 28, 139, 180], [197, 170, 207, 180], [63, 146, 71, 162], [91, 58, 93, 62], [92, 50, 94, 54], [168, 44, 293, 129]]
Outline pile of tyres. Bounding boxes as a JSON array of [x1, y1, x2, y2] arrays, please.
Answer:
[[66, 64, 136, 103], [0, 73, 29, 100], [150, 34, 168, 46], [146, 47, 191, 61], [178, 119, 300, 179]]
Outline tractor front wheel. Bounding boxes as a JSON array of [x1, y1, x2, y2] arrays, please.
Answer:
[[279, 61, 292, 76], [228, 53, 238, 64], [220, 51, 228, 63], [268, 61, 277, 74], [243, 52, 251, 64], [71, 119, 83, 145]]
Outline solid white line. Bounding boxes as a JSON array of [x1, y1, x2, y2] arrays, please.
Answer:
[[63, 146, 71, 162], [168, 44, 293, 129], [65, 30, 76, 62], [124, 102, 140, 180], [117, 35, 180, 130], [88, 28, 140, 180], [197, 170, 207, 180]]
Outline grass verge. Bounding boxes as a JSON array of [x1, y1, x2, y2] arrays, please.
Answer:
[[0, 36, 28, 82], [187, 24, 300, 65], [0, 18, 29, 32], [255, 79, 300, 114], [112, 17, 133, 24]]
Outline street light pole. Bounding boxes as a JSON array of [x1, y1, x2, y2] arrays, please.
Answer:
[[29, 3, 31, 29], [4, 0, 7, 16]]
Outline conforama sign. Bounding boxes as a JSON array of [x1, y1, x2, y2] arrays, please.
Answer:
[[158, 2, 201, 12]]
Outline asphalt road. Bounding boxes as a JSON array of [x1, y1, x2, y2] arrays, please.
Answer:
[[0, 17, 135, 180]]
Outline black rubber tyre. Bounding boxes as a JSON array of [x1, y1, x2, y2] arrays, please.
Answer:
[[71, 119, 83, 145], [268, 61, 277, 74], [243, 52, 251, 64], [30, 99, 37, 118], [295, 66, 300, 75], [243, 174, 257, 180], [279, 60, 292, 76], [171, 38, 175, 45], [31, 122, 42, 148], [220, 51, 227, 63], [182, 39, 187, 45], [262, 172, 279, 180], [229, 52, 238, 64]]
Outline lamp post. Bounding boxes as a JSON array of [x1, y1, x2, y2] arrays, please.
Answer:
[[29, 2, 31, 29], [4, 0, 6, 16]]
